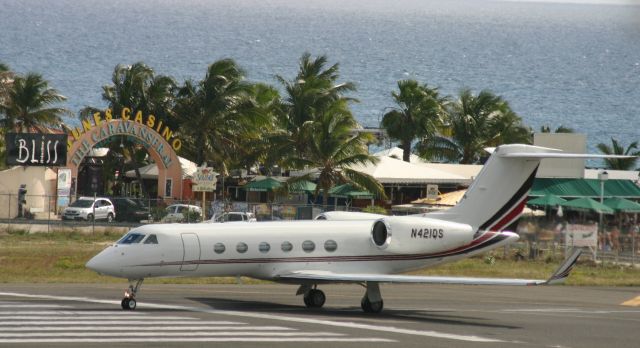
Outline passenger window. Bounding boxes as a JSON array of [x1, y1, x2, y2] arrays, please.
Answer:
[[229, 214, 242, 221], [259, 242, 270, 253], [302, 240, 315, 253], [214, 243, 226, 254], [118, 233, 145, 244], [236, 242, 248, 253], [281, 241, 293, 252], [324, 240, 337, 252], [143, 234, 158, 244]]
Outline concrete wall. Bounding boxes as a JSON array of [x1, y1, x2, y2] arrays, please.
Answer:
[[534, 133, 586, 178], [0, 166, 57, 218]]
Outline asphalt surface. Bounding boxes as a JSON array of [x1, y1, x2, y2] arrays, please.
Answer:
[[0, 283, 639, 348]]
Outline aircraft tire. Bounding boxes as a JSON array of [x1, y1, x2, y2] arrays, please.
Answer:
[[361, 297, 383, 313], [127, 298, 137, 310], [304, 289, 325, 308], [121, 298, 129, 310]]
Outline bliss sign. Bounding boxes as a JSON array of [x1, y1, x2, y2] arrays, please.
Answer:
[[5, 133, 67, 166]]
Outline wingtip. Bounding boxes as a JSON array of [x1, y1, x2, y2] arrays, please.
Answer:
[[546, 248, 582, 285]]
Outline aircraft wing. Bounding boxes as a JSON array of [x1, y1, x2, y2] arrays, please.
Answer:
[[277, 249, 581, 286]]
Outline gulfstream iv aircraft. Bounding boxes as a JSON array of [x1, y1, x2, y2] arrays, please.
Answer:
[[86, 144, 621, 312]]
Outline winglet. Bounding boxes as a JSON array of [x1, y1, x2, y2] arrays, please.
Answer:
[[545, 249, 581, 285]]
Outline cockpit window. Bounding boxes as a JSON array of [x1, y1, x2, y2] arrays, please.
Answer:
[[118, 233, 145, 244], [143, 234, 158, 244]]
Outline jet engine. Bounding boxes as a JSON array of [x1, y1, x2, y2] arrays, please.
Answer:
[[370, 216, 474, 255]]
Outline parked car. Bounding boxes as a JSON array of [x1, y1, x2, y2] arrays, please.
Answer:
[[62, 197, 115, 222], [161, 204, 202, 223], [208, 212, 257, 223], [112, 198, 151, 223]]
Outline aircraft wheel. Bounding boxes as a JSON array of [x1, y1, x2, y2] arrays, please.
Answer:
[[127, 298, 137, 310], [304, 289, 325, 308], [121, 298, 129, 310], [361, 297, 383, 313]]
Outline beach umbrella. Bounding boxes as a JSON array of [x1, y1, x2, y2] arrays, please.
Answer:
[[559, 197, 614, 215], [242, 177, 282, 192], [527, 194, 567, 208], [603, 197, 640, 213]]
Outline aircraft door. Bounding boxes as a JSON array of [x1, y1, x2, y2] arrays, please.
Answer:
[[180, 233, 200, 271]]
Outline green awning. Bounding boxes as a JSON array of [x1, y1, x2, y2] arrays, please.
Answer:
[[329, 183, 374, 199], [530, 178, 640, 199], [287, 180, 317, 194], [603, 197, 640, 213], [242, 177, 282, 192]]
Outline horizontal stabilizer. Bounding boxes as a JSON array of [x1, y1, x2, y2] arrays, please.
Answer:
[[500, 152, 636, 159]]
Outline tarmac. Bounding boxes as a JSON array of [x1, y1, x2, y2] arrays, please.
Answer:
[[1, 283, 639, 347]]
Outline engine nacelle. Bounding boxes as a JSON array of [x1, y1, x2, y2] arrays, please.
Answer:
[[371, 216, 474, 254]]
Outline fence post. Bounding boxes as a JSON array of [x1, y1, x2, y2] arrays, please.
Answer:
[[8, 193, 11, 232], [47, 194, 51, 234]]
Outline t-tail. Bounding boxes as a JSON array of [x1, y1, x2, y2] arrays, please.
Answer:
[[427, 144, 632, 233]]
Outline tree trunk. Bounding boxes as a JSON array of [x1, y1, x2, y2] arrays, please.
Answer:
[[402, 140, 411, 162]]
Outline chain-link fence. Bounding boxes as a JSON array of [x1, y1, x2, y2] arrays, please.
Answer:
[[2, 193, 637, 264]]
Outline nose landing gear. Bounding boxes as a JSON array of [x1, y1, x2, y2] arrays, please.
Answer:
[[297, 284, 326, 309], [121, 279, 144, 310]]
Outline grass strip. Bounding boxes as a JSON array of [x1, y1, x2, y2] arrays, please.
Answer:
[[1, 229, 639, 286]]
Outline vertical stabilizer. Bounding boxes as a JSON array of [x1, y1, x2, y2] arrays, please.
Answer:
[[426, 144, 560, 232]]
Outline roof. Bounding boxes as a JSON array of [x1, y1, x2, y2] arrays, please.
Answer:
[[372, 147, 482, 181], [125, 157, 198, 180], [530, 178, 640, 199], [348, 156, 470, 185]]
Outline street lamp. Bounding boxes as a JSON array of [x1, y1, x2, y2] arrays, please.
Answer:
[[598, 170, 609, 234]]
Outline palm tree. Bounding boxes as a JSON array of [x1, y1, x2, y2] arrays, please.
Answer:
[[293, 99, 385, 206], [275, 53, 356, 159], [597, 138, 640, 170], [86, 62, 177, 197], [1, 72, 69, 132], [174, 59, 260, 175], [540, 125, 574, 133], [418, 89, 530, 164], [381, 80, 446, 162]]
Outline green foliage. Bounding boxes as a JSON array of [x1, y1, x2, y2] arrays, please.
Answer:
[[362, 205, 388, 215], [597, 138, 640, 170], [382, 80, 447, 162]]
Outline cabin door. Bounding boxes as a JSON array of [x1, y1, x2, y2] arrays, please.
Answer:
[[180, 233, 200, 271]]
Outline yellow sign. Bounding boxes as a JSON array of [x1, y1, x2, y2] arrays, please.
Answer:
[[67, 108, 182, 168]]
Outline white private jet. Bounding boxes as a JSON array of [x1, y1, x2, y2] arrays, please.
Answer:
[[86, 144, 623, 312]]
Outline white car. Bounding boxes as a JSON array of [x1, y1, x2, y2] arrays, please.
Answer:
[[208, 212, 257, 223], [62, 197, 116, 222], [162, 204, 202, 223]]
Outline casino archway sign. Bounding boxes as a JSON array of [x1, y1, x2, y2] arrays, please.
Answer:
[[67, 108, 182, 199]]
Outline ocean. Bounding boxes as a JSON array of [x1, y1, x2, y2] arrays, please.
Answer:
[[1, 0, 639, 156]]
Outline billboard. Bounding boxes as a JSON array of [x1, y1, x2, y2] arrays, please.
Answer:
[[5, 133, 67, 166]]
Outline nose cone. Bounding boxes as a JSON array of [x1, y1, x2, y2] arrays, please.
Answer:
[[86, 247, 118, 276]]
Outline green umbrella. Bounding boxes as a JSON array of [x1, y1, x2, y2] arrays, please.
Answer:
[[242, 177, 283, 192], [527, 194, 567, 208], [559, 197, 614, 215], [603, 197, 640, 213], [329, 183, 374, 199]]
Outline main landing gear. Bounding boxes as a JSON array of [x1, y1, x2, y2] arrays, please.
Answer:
[[296, 282, 384, 313], [121, 278, 144, 310], [298, 284, 326, 308], [360, 281, 383, 313]]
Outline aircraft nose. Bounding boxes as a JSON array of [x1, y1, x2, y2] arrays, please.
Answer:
[[85, 249, 115, 275]]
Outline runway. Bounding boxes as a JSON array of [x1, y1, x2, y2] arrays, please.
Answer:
[[1, 283, 639, 347]]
